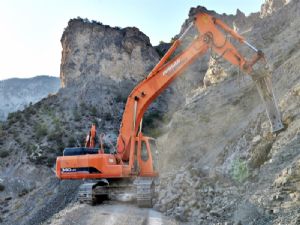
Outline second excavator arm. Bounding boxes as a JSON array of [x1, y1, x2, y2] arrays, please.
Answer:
[[116, 12, 283, 162]]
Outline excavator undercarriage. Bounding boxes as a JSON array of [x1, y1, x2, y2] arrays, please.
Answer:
[[77, 178, 155, 207]]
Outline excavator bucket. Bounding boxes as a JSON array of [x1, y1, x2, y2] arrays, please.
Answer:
[[251, 64, 284, 132]]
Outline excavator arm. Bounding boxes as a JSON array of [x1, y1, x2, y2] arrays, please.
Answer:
[[116, 12, 283, 161]]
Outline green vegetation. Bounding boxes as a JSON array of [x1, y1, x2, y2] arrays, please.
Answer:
[[115, 94, 127, 103], [25, 144, 37, 155], [231, 159, 249, 183], [90, 106, 98, 117], [68, 137, 76, 147], [0, 183, 5, 191], [24, 107, 34, 120], [52, 117, 61, 129], [80, 102, 86, 108], [34, 122, 48, 140], [92, 118, 99, 127], [143, 111, 163, 129], [104, 112, 113, 121], [73, 107, 81, 121], [7, 110, 23, 125], [0, 150, 9, 158], [0, 124, 4, 139], [47, 130, 61, 142]]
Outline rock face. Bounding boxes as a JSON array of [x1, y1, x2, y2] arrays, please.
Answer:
[[260, 0, 290, 17], [60, 18, 159, 87], [179, 6, 261, 37], [0, 76, 60, 120]]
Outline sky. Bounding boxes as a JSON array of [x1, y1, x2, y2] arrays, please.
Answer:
[[0, 0, 263, 80]]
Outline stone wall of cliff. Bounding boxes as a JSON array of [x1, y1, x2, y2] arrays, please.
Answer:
[[60, 18, 159, 87]]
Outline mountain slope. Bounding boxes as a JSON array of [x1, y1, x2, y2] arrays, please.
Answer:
[[154, 0, 300, 224], [0, 76, 60, 121]]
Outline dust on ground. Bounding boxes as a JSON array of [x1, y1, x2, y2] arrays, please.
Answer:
[[45, 202, 179, 225]]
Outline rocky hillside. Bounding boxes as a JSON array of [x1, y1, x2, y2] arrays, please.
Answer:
[[1, 0, 300, 224], [154, 0, 300, 224], [0, 76, 60, 121]]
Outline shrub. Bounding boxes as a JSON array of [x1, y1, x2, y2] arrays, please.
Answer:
[[90, 106, 98, 117], [48, 129, 64, 143], [115, 94, 127, 103], [231, 159, 249, 183], [0, 124, 4, 138], [0, 150, 9, 158], [34, 123, 48, 140], [143, 111, 163, 129], [104, 113, 113, 121], [47, 131, 59, 142], [92, 118, 99, 127], [7, 112, 18, 125], [25, 144, 36, 154], [80, 102, 87, 111], [73, 107, 80, 121], [0, 183, 5, 191], [68, 137, 76, 147], [52, 117, 61, 129]]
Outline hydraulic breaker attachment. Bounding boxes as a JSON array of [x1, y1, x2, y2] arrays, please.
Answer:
[[251, 64, 284, 132]]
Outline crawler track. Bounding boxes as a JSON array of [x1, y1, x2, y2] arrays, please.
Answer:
[[77, 178, 154, 208]]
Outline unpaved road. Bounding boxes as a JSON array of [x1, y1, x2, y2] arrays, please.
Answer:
[[45, 202, 179, 225]]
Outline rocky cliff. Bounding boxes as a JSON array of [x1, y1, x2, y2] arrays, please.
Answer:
[[260, 0, 290, 17], [0, 76, 60, 121], [60, 18, 159, 87]]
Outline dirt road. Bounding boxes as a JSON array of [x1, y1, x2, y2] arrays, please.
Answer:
[[46, 202, 179, 225]]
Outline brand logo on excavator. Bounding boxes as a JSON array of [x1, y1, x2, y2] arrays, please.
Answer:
[[62, 168, 77, 173], [162, 59, 181, 76]]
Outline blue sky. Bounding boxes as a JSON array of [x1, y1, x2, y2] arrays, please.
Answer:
[[0, 0, 263, 79]]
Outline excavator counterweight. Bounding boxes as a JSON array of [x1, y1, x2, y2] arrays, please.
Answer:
[[56, 11, 283, 207]]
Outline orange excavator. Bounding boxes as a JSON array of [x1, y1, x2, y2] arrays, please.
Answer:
[[56, 11, 283, 207]]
